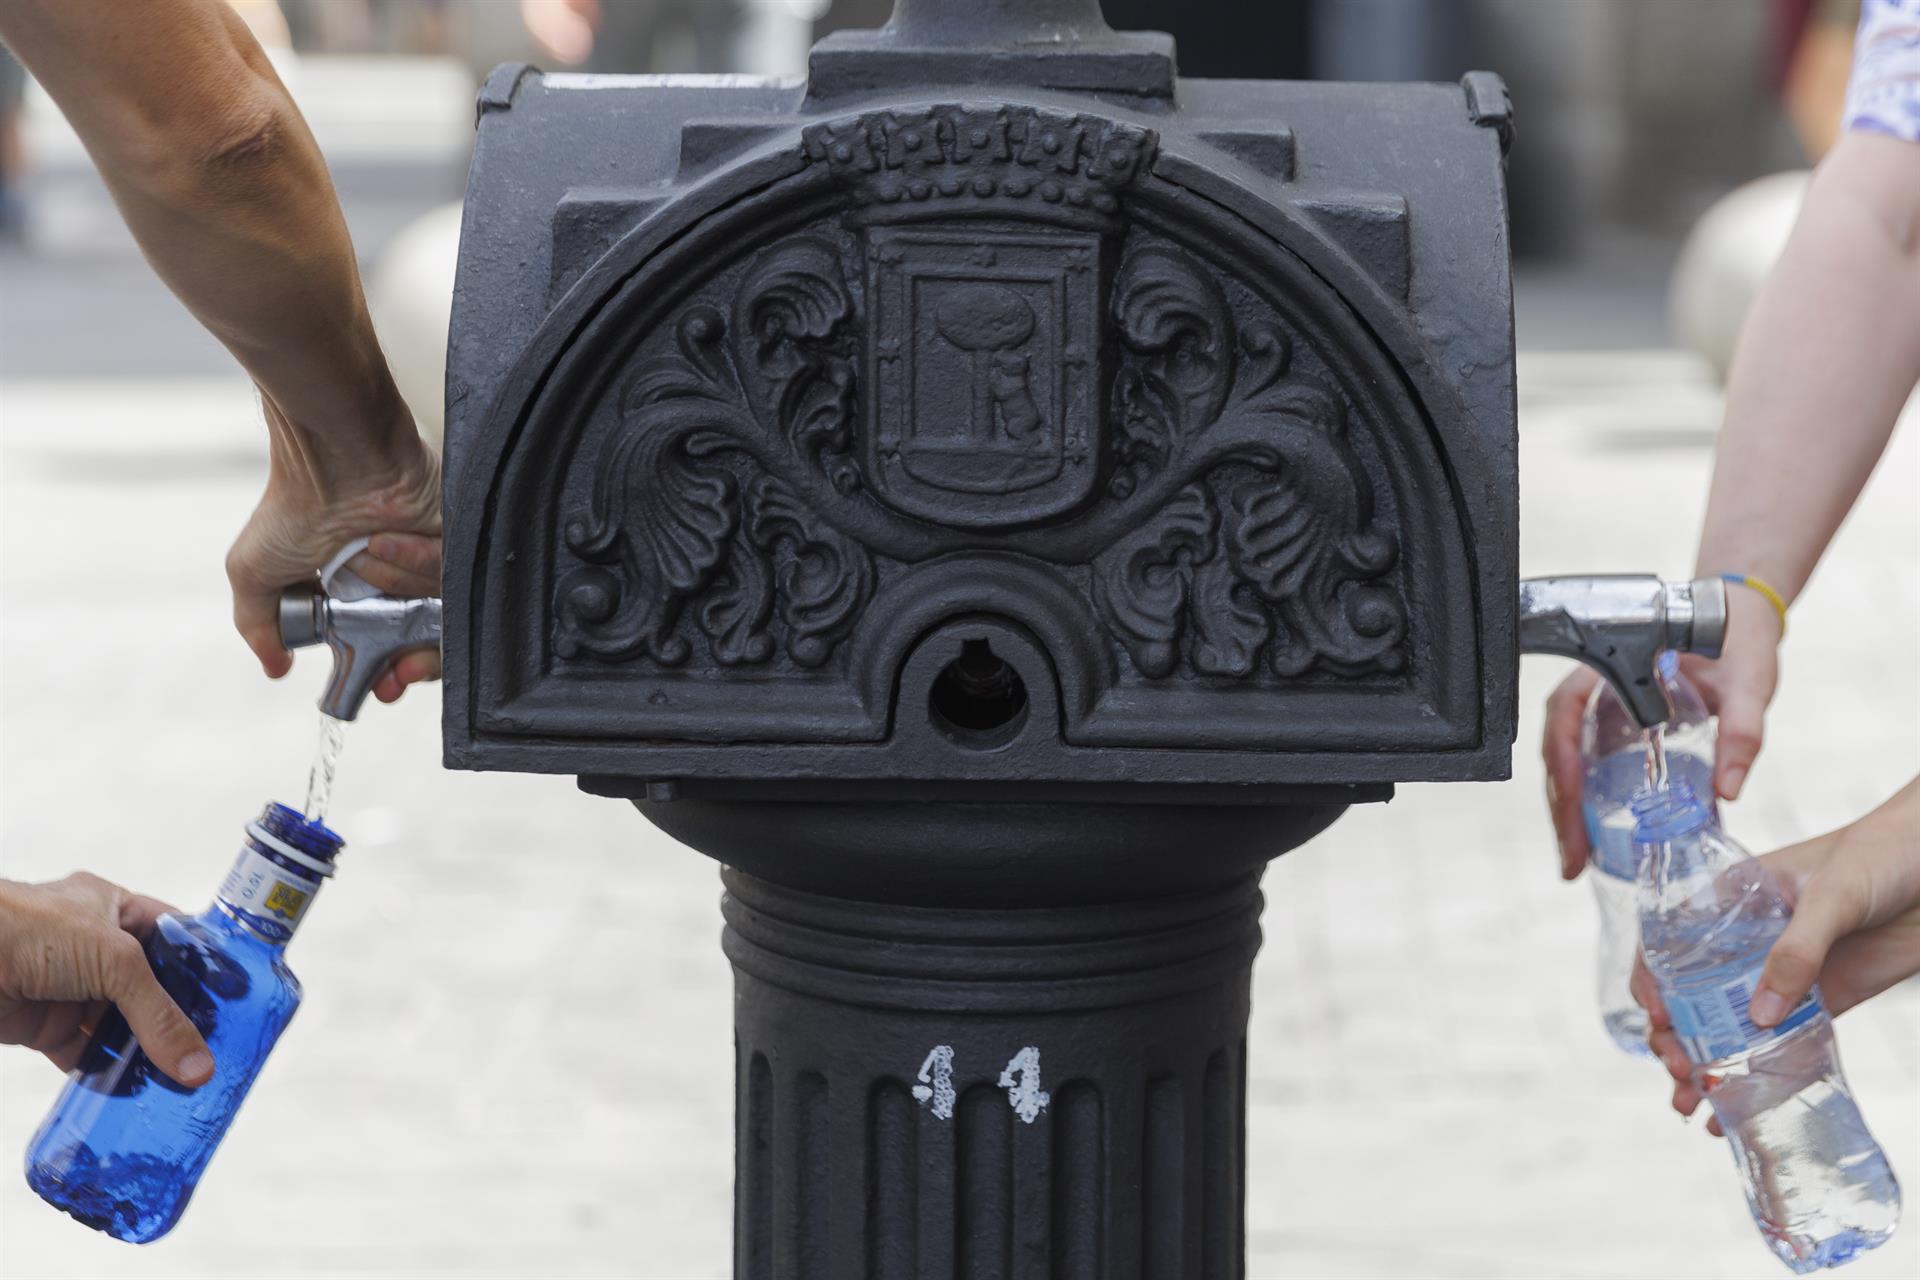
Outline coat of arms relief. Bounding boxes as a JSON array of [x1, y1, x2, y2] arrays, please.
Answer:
[[552, 104, 1408, 686]]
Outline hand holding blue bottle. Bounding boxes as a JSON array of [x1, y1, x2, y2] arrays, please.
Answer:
[[0, 874, 213, 1088], [21, 805, 344, 1242]]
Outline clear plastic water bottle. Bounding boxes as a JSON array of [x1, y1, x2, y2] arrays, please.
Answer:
[[26, 803, 343, 1242], [1634, 782, 1900, 1272], [1580, 650, 1715, 1053]]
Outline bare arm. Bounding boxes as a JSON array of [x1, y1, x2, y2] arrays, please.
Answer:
[[1699, 131, 1920, 603], [0, 0, 406, 479], [0, 0, 439, 693], [1542, 131, 1920, 875], [1684, 131, 1920, 797]]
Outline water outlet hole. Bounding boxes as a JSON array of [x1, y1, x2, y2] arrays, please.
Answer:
[[928, 638, 1029, 748]]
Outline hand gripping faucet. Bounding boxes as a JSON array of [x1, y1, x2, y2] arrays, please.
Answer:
[[278, 587, 443, 722], [1518, 575, 1727, 728]]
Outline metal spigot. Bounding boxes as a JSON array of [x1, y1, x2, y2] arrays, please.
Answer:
[[1518, 575, 1726, 728], [278, 587, 443, 722]]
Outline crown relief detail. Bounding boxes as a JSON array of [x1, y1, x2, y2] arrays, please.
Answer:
[[800, 106, 1157, 216]]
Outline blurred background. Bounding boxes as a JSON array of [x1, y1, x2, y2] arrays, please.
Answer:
[[1, 2, 1915, 1277]]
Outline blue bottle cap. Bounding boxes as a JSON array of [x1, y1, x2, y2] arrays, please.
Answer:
[[1630, 779, 1712, 842]]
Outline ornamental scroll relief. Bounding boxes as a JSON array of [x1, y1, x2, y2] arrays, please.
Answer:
[[552, 106, 1407, 686], [554, 238, 873, 670], [1093, 247, 1405, 680]]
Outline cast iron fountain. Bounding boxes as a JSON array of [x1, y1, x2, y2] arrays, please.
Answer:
[[289, 4, 1726, 1274]]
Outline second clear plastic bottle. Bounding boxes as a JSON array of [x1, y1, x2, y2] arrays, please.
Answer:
[[1579, 650, 1715, 1053], [1634, 783, 1899, 1272]]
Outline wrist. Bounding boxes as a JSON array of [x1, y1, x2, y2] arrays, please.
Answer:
[[261, 390, 426, 501], [1694, 552, 1791, 642], [1722, 584, 1786, 652], [1718, 573, 1790, 637], [1695, 545, 1803, 606]]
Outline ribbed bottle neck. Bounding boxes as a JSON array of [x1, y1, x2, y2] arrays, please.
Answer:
[[1631, 780, 1714, 844], [213, 804, 343, 945]]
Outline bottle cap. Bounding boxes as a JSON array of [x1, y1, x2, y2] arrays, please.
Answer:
[[1630, 779, 1712, 842]]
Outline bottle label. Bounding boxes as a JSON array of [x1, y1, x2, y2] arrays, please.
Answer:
[[1663, 958, 1822, 1063], [1587, 822, 1640, 881], [216, 844, 321, 943]]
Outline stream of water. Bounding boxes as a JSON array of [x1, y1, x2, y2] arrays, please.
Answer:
[[304, 714, 348, 824], [1642, 720, 1671, 796]]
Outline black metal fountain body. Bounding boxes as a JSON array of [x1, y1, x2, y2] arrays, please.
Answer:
[[440, 3, 1522, 1273]]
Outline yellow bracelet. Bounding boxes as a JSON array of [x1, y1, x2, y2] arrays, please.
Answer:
[[1720, 573, 1788, 636]]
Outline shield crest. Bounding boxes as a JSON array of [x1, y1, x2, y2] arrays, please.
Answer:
[[865, 227, 1103, 528]]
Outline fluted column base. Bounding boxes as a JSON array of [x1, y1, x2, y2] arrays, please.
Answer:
[[722, 868, 1260, 1280]]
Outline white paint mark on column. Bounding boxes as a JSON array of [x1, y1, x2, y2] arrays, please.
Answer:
[[998, 1045, 1050, 1124], [912, 1044, 956, 1120]]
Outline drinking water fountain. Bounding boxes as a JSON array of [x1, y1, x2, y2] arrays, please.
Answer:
[[279, 3, 1728, 1269]]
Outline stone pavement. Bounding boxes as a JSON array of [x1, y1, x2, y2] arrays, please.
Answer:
[[0, 362, 1915, 1278]]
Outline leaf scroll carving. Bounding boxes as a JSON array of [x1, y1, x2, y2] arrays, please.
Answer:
[[734, 239, 859, 489], [1223, 394, 1406, 678], [1091, 484, 1217, 679], [1093, 245, 1408, 680], [1110, 246, 1234, 498], [745, 475, 875, 667], [553, 239, 873, 669]]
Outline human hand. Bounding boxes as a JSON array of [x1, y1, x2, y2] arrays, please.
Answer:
[[520, 0, 600, 66], [227, 406, 442, 704], [1542, 665, 1603, 880], [1677, 582, 1782, 803], [1636, 778, 1920, 1135], [0, 874, 213, 1087], [1539, 587, 1784, 882]]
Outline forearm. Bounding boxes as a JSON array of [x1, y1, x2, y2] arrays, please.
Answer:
[[0, 0, 412, 492], [1833, 776, 1920, 926], [1696, 133, 1920, 600]]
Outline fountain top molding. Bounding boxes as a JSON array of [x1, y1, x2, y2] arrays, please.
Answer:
[[442, 3, 1519, 807]]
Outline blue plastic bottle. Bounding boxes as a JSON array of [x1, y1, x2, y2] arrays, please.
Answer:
[[1634, 783, 1900, 1272], [25, 803, 342, 1242], [1579, 650, 1716, 1053]]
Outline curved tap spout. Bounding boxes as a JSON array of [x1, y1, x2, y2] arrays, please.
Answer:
[[278, 588, 443, 722], [1518, 575, 1726, 728]]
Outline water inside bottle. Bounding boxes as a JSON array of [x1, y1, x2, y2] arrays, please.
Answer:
[[1638, 828, 1902, 1272], [303, 714, 347, 823]]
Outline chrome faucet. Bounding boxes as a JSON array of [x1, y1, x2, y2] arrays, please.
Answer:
[[276, 575, 1719, 729], [278, 587, 443, 722], [1518, 575, 1726, 728]]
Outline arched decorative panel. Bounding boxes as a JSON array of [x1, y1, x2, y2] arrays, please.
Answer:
[[443, 72, 1516, 791]]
